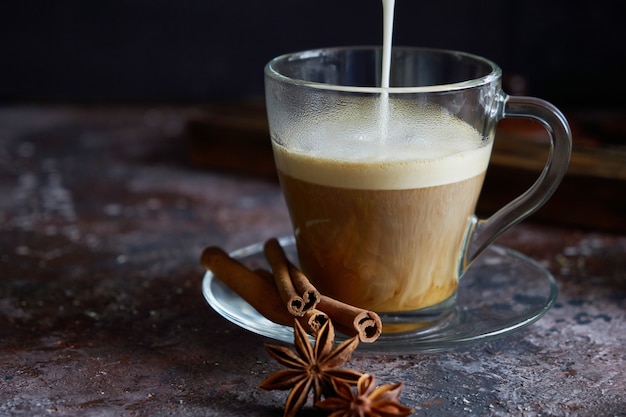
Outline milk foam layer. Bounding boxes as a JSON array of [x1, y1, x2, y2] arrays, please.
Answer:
[[273, 104, 492, 190]]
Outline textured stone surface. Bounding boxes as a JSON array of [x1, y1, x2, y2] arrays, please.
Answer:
[[0, 106, 624, 416]]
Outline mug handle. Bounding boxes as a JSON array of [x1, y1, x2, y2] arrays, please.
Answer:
[[461, 95, 572, 270]]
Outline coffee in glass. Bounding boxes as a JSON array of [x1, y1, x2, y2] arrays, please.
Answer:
[[265, 47, 571, 326]]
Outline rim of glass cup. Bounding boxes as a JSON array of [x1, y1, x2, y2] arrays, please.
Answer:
[[265, 46, 502, 94]]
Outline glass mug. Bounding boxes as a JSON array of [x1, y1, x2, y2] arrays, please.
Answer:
[[264, 47, 571, 328]]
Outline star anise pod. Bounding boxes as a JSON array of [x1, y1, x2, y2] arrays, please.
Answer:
[[259, 319, 362, 417], [315, 373, 413, 417]]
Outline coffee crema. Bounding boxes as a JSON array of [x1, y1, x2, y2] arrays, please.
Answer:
[[273, 104, 492, 313]]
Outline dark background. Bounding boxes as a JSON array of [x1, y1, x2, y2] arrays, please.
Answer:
[[1, 0, 624, 111]]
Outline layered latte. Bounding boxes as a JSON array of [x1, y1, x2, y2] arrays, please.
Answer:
[[272, 101, 492, 313]]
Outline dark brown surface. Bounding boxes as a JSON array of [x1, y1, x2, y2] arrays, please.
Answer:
[[1, 106, 625, 417]]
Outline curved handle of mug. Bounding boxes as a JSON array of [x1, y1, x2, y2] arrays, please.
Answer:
[[461, 95, 572, 271]]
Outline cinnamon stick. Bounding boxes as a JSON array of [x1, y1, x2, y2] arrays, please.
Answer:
[[200, 246, 327, 334], [263, 238, 319, 316], [255, 266, 382, 343], [317, 295, 382, 343], [253, 267, 329, 332], [202, 242, 382, 343], [288, 262, 321, 311], [299, 308, 330, 334]]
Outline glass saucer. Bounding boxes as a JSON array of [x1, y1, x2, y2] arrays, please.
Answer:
[[202, 236, 557, 353]]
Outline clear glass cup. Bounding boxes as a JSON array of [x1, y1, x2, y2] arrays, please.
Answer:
[[264, 47, 571, 328]]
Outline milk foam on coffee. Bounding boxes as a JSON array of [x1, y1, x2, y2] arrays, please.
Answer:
[[273, 103, 492, 190]]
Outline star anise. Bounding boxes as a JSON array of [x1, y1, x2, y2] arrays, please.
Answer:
[[259, 319, 362, 417], [315, 373, 413, 417]]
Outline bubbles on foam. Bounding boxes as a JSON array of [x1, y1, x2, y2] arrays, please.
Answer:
[[290, 104, 482, 162], [274, 102, 492, 189]]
